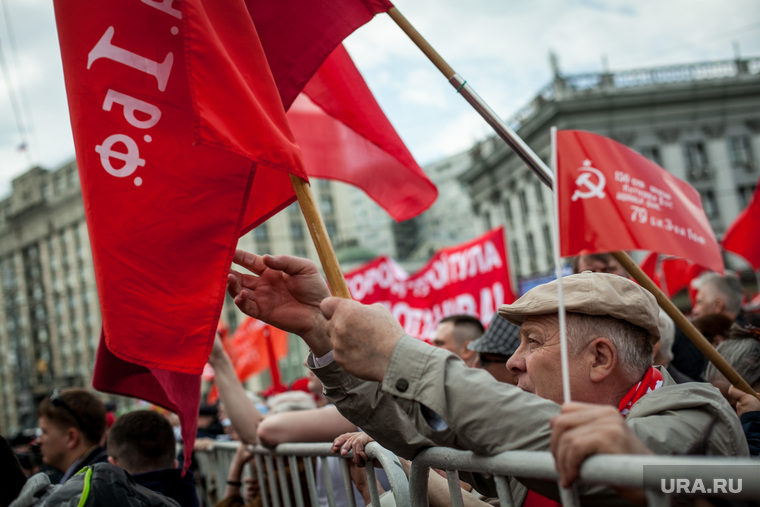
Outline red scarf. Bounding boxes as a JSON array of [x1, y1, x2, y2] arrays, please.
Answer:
[[617, 366, 664, 417], [525, 367, 663, 506]]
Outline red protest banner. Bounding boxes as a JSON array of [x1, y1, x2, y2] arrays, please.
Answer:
[[344, 227, 515, 340], [722, 178, 760, 271], [557, 130, 723, 273], [289, 44, 437, 221]]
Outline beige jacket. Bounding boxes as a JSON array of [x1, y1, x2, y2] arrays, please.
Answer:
[[311, 335, 748, 505]]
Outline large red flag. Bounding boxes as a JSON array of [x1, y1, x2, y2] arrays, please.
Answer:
[[289, 45, 437, 221], [722, 179, 760, 270], [246, 0, 393, 110], [54, 0, 306, 468], [557, 130, 723, 273]]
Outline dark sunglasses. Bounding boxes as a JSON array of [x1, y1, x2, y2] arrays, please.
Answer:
[[51, 388, 86, 430]]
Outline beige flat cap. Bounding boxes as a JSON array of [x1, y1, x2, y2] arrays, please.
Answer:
[[498, 272, 660, 347]]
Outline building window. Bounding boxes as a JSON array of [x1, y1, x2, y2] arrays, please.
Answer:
[[728, 136, 754, 169], [511, 240, 521, 270], [738, 184, 757, 209], [683, 141, 710, 180], [290, 221, 304, 239], [639, 146, 662, 167], [253, 224, 269, 242], [320, 194, 334, 215], [519, 189, 529, 215], [504, 200, 512, 224], [699, 190, 719, 219], [293, 244, 307, 257]]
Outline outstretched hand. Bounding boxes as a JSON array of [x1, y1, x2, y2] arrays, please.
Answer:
[[227, 250, 332, 355]]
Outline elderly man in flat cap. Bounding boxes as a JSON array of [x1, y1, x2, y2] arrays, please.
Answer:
[[227, 251, 747, 504]]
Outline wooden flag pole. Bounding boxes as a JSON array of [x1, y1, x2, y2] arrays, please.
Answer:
[[387, 6, 758, 397], [289, 174, 352, 299], [613, 251, 757, 396]]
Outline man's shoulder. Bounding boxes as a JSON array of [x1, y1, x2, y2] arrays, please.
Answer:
[[628, 367, 748, 456]]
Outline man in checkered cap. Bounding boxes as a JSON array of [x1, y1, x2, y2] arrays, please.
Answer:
[[227, 251, 748, 504], [468, 313, 519, 385]]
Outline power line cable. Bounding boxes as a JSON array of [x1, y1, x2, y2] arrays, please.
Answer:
[[0, 0, 36, 164]]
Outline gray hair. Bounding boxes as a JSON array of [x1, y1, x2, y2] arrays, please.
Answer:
[[695, 272, 744, 316], [656, 309, 676, 364], [704, 338, 760, 388], [567, 312, 653, 381]]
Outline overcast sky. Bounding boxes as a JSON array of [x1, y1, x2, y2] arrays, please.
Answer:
[[1, 0, 759, 197]]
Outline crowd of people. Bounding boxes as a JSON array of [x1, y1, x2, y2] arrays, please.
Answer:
[[2, 251, 760, 506]]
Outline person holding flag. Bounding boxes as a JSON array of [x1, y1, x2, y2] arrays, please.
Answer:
[[227, 250, 747, 504]]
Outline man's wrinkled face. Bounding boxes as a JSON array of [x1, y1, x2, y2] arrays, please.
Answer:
[[36, 416, 70, 471], [506, 315, 586, 403]]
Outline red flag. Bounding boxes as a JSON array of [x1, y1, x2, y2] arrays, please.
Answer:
[[227, 318, 289, 382], [722, 179, 760, 270], [557, 130, 723, 273], [206, 318, 288, 403], [639, 252, 662, 290], [660, 257, 706, 298], [55, 0, 305, 468], [246, 0, 393, 110], [289, 45, 437, 221]]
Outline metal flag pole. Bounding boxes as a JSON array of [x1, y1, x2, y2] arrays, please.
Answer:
[[386, 6, 757, 397]]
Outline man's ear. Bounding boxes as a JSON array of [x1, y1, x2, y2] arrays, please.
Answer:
[[65, 427, 80, 449], [461, 341, 476, 362], [107, 455, 119, 466], [588, 337, 616, 383]]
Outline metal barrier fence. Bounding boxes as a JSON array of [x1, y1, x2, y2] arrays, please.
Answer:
[[194, 441, 409, 507], [196, 442, 760, 506]]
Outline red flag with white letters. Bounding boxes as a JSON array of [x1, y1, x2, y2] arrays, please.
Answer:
[[54, 0, 306, 469], [557, 130, 723, 273], [722, 178, 760, 270]]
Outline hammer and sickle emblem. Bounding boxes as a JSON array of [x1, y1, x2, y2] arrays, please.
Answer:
[[571, 160, 606, 201]]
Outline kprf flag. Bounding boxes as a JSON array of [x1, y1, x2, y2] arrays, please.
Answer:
[[289, 45, 437, 221], [722, 178, 760, 270], [344, 227, 515, 340], [557, 130, 723, 273], [55, 0, 306, 468]]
